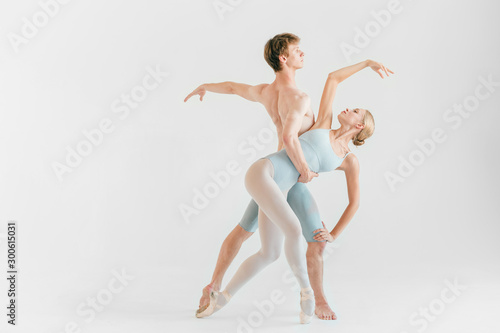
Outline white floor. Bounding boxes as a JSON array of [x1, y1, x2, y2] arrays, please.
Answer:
[[3, 260, 499, 333]]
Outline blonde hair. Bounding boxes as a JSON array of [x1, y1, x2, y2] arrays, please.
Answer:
[[352, 109, 375, 147]]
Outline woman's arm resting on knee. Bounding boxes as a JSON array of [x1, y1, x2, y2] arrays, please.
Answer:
[[313, 155, 361, 242]]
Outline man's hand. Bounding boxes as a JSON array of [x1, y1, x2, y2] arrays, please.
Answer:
[[313, 221, 335, 243], [367, 59, 394, 79], [298, 169, 318, 183], [184, 85, 207, 102]]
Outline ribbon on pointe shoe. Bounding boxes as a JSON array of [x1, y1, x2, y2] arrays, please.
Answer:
[[299, 287, 315, 324]]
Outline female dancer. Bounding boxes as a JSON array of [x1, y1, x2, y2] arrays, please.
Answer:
[[197, 59, 393, 323]]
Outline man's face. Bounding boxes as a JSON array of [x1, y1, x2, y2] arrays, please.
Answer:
[[283, 43, 304, 70]]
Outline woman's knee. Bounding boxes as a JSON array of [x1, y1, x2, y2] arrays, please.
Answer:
[[284, 223, 303, 240], [259, 247, 281, 263]]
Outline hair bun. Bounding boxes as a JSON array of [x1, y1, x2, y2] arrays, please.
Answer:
[[353, 137, 365, 146]]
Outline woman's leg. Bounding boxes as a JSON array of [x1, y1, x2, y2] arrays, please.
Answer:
[[197, 159, 314, 320], [197, 206, 284, 316], [223, 208, 284, 296], [244, 159, 312, 290], [244, 159, 315, 322]]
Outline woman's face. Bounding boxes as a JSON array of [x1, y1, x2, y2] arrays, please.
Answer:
[[338, 107, 365, 128]]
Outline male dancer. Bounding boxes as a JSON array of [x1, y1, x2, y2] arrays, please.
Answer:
[[184, 33, 336, 320]]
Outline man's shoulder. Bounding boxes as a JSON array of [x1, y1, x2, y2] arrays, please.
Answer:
[[280, 86, 307, 96], [280, 87, 310, 104], [255, 83, 270, 90], [254, 83, 271, 97]]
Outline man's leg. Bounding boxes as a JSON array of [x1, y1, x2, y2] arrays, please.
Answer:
[[287, 182, 337, 320], [199, 199, 258, 309], [306, 242, 336, 320]]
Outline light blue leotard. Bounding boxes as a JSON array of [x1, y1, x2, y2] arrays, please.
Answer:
[[239, 129, 351, 242]]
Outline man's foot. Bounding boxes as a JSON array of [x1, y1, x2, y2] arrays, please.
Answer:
[[315, 302, 337, 320], [199, 284, 217, 311]]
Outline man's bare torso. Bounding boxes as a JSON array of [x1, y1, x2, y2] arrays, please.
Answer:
[[258, 83, 315, 150]]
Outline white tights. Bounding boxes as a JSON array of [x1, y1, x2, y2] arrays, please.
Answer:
[[222, 158, 312, 299]]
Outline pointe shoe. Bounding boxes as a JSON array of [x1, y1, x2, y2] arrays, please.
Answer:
[[299, 288, 315, 324], [300, 311, 313, 324], [195, 290, 231, 318], [196, 291, 218, 318]]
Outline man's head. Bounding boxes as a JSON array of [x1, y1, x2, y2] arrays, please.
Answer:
[[264, 33, 304, 73]]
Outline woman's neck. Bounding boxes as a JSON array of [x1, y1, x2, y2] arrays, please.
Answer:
[[331, 127, 354, 148]]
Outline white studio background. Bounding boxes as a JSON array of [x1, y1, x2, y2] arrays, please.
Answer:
[[0, 0, 499, 332]]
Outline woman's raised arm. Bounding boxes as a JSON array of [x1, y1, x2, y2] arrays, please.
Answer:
[[315, 59, 393, 127]]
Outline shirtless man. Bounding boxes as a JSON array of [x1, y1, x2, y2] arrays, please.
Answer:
[[184, 33, 336, 320]]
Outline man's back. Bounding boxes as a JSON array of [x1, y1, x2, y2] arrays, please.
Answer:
[[258, 82, 315, 150]]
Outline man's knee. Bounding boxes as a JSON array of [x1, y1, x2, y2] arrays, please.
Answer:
[[230, 225, 254, 244], [307, 241, 326, 257]]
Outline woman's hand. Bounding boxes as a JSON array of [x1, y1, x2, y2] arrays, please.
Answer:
[[367, 59, 394, 79], [313, 221, 335, 243], [184, 85, 207, 102]]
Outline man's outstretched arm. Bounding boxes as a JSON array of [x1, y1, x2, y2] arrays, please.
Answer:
[[184, 82, 268, 103]]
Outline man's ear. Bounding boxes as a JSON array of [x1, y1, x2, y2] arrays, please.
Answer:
[[279, 54, 287, 64]]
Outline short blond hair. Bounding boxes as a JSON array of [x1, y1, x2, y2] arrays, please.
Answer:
[[264, 33, 300, 72]]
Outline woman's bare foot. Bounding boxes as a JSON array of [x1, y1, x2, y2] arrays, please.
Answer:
[[199, 284, 217, 311], [315, 302, 337, 320]]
